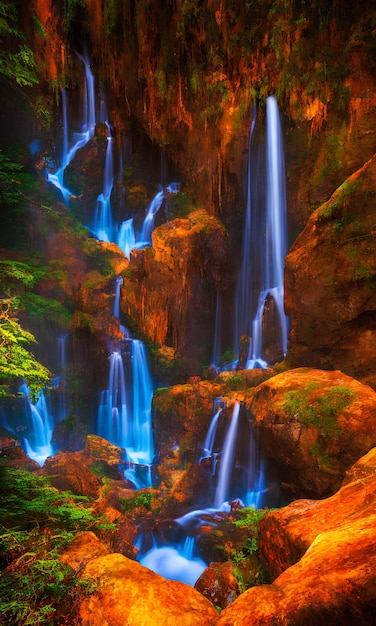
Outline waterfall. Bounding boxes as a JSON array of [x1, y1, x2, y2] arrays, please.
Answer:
[[127, 339, 154, 465], [53, 333, 69, 423], [117, 218, 136, 260], [46, 53, 96, 205], [245, 426, 265, 508], [234, 108, 256, 348], [93, 122, 114, 242], [21, 386, 55, 466], [234, 96, 289, 369], [214, 402, 240, 508]]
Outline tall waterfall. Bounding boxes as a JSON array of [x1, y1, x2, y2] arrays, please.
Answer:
[[234, 96, 289, 369], [97, 277, 155, 486]]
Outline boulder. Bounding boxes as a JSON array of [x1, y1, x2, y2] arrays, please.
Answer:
[[285, 154, 376, 390], [248, 367, 376, 498], [217, 448, 376, 625], [39, 451, 102, 498], [61, 536, 218, 626], [195, 561, 240, 609], [258, 446, 376, 579]]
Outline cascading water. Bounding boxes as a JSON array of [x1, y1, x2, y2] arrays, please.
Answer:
[[46, 53, 96, 205], [93, 122, 114, 242], [21, 385, 55, 466], [234, 96, 289, 369], [138, 537, 207, 587], [98, 277, 155, 487], [214, 402, 240, 508]]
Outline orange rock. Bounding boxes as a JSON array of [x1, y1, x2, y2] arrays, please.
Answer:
[[259, 446, 376, 579], [248, 367, 376, 498], [195, 561, 240, 609], [218, 448, 376, 625], [74, 552, 218, 626], [39, 451, 102, 498]]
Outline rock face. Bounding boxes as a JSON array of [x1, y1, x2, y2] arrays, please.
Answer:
[[61, 532, 218, 626], [122, 210, 233, 375], [285, 155, 376, 390], [248, 367, 376, 498], [258, 446, 376, 580], [217, 448, 376, 626], [39, 451, 102, 498]]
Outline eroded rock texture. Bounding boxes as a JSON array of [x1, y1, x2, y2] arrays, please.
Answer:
[[285, 155, 376, 390], [248, 367, 376, 498], [217, 447, 376, 626]]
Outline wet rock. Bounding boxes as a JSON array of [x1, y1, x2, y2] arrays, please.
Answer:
[[0, 442, 40, 471], [52, 414, 87, 452], [39, 451, 102, 498], [60, 531, 109, 571], [63, 547, 218, 626], [84, 434, 124, 469], [218, 505, 376, 624], [122, 209, 233, 378], [248, 367, 376, 498], [258, 446, 376, 580], [195, 561, 240, 609]]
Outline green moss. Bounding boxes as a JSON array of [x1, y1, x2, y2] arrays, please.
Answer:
[[284, 383, 355, 438]]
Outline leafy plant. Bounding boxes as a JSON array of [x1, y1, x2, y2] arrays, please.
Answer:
[[0, 2, 38, 86], [0, 467, 112, 625], [119, 491, 154, 514], [0, 298, 51, 398]]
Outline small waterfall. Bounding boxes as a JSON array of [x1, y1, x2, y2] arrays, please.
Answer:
[[46, 53, 96, 205], [97, 350, 128, 447], [113, 275, 123, 320], [234, 108, 256, 349], [214, 402, 240, 508], [202, 408, 221, 459], [234, 96, 289, 369], [139, 182, 180, 246], [52, 333, 69, 423], [21, 386, 55, 466], [93, 122, 114, 241], [117, 218, 136, 260], [127, 339, 154, 465], [245, 426, 265, 508]]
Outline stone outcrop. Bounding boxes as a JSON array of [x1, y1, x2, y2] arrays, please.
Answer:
[[248, 367, 376, 498], [258, 446, 376, 580], [61, 532, 218, 626], [217, 448, 376, 625], [122, 209, 233, 376], [39, 451, 102, 498], [285, 154, 376, 390], [195, 561, 240, 610]]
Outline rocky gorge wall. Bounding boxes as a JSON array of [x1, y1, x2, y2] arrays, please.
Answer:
[[13, 0, 376, 384]]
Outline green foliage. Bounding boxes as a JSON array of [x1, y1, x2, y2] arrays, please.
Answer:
[[283, 383, 355, 438], [218, 507, 269, 593], [0, 2, 38, 86], [0, 467, 111, 625], [18, 293, 72, 327], [0, 144, 38, 247], [0, 298, 51, 398], [119, 491, 154, 513]]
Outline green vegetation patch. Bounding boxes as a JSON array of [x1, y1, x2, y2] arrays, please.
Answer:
[[0, 467, 113, 625], [283, 382, 355, 438]]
